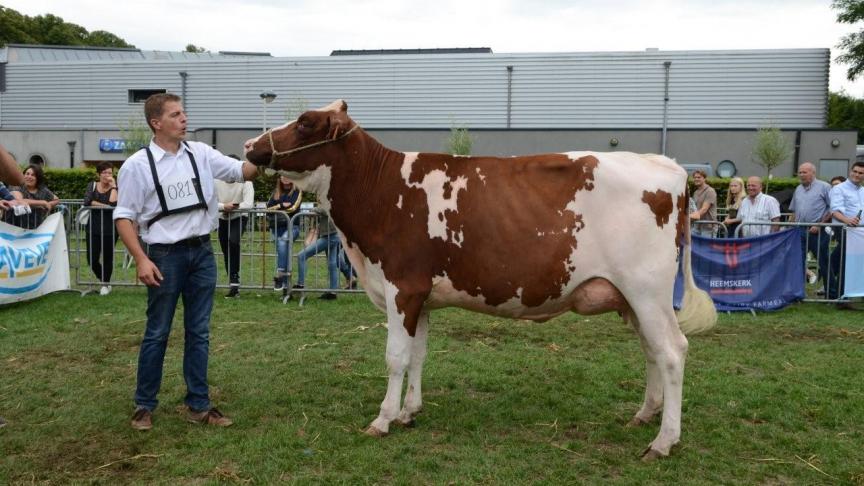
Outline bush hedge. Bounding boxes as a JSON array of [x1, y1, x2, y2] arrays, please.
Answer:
[[38, 168, 311, 202], [31, 168, 801, 207]]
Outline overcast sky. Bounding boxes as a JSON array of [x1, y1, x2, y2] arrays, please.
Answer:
[[5, 0, 864, 95]]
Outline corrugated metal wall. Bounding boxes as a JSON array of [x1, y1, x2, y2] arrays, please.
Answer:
[[0, 48, 828, 130]]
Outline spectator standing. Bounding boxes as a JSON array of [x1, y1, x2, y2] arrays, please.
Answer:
[[789, 162, 832, 293], [292, 209, 353, 300], [727, 176, 781, 237], [215, 179, 254, 298], [83, 162, 119, 295], [831, 176, 846, 187], [7, 164, 59, 228], [827, 162, 864, 305], [113, 93, 258, 431], [722, 176, 745, 238], [689, 170, 717, 237], [266, 175, 302, 290], [0, 143, 22, 430]]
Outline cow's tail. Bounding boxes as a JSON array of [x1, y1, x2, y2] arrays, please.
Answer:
[[676, 187, 717, 335]]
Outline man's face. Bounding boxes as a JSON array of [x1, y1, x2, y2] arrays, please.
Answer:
[[746, 178, 761, 197], [797, 165, 815, 185], [152, 101, 187, 141], [850, 165, 864, 185], [692, 173, 705, 187]]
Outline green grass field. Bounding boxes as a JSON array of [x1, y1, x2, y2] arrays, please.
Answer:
[[1, 290, 863, 484]]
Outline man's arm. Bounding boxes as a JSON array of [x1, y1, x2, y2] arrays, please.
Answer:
[[242, 161, 259, 181], [116, 218, 163, 287]]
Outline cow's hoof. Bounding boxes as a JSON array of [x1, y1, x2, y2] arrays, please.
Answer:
[[640, 446, 667, 462], [364, 425, 388, 437], [396, 417, 416, 428], [626, 416, 649, 428]]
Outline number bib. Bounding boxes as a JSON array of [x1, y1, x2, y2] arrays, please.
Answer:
[[143, 143, 208, 228]]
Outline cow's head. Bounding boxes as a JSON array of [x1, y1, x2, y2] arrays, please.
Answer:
[[243, 99, 356, 178]]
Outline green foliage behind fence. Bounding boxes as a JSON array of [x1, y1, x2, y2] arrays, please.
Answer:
[[40, 167, 314, 202]]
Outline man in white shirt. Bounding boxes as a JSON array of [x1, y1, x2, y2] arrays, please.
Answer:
[[727, 176, 781, 237], [114, 93, 258, 431], [827, 161, 864, 303]]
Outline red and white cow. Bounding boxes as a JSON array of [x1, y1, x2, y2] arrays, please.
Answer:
[[244, 100, 716, 460]]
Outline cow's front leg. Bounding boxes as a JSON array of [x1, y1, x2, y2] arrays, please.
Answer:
[[397, 311, 429, 427], [365, 284, 427, 437]]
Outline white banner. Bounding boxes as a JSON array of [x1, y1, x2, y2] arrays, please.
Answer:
[[0, 212, 70, 304], [843, 227, 864, 298]]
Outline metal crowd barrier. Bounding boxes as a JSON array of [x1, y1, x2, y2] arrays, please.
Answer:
[[59, 202, 361, 301], [735, 221, 855, 303]]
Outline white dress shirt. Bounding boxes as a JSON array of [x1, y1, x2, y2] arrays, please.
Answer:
[[113, 140, 244, 244], [738, 192, 781, 237]]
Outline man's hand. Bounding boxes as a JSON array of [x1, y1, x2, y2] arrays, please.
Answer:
[[136, 256, 164, 287], [849, 215, 861, 227], [809, 226, 820, 234]]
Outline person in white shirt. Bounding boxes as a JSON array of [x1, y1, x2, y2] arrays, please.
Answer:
[[726, 176, 781, 237], [215, 178, 255, 298], [827, 161, 864, 304], [114, 93, 258, 431]]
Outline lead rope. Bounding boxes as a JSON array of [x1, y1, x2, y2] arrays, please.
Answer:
[[268, 124, 360, 169]]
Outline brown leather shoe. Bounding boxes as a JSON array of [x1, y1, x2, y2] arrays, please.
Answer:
[[131, 408, 152, 431], [187, 407, 233, 427]]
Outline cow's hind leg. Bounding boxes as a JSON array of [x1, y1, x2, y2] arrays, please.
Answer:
[[628, 301, 688, 461], [626, 311, 664, 427], [396, 311, 429, 426], [365, 284, 427, 437]]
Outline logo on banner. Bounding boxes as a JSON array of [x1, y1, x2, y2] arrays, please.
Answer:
[[708, 241, 754, 295], [0, 231, 55, 294], [710, 242, 751, 268]]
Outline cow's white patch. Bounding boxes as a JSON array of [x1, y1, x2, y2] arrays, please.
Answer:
[[290, 165, 333, 211], [475, 167, 486, 183], [400, 153, 468, 245], [396, 195, 403, 209]]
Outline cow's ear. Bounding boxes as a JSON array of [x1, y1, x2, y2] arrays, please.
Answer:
[[327, 113, 348, 140]]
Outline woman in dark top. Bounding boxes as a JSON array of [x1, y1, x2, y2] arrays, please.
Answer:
[[8, 164, 59, 228], [267, 175, 303, 290], [83, 162, 118, 295]]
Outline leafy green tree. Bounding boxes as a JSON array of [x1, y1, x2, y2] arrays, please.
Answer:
[[185, 44, 208, 53], [752, 125, 793, 192], [0, 6, 132, 48], [828, 90, 864, 143], [445, 122, 473, 156], [833, 0, 864, 81], [120, 115, 151, 156]]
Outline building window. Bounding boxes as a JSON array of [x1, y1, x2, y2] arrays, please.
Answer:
[[128, 89, 166, 103], [819, 159, 849, 180]]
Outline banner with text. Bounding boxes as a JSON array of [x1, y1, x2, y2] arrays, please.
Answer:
[[843, 227, 864, 298], [675, 229, 805, 311], [0, 213, 71, 305]]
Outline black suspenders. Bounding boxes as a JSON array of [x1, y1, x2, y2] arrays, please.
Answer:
[[143, 142, 208, 228]]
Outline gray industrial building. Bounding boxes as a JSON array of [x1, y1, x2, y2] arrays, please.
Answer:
[[0, 43, 855, 179]]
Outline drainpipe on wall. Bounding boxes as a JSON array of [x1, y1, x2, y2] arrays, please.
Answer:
[[179, 71, 188, 110], [661, 61, 672, 155], [506, 65, 513, 129], [793, 130, 802, 173]]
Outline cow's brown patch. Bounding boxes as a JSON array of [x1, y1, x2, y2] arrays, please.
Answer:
[[641, 189, 673, 228], [675, 189, 690, 247], [326, 143, 599, 335]]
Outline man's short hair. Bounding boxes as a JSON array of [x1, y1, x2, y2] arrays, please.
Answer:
[[853, 161, 864, 170], [144, 93, 182, 132], [692, 169, 707, 178]]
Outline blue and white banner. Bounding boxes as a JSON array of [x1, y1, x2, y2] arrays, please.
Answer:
[[0, 213, 70, 304], [675, 229, 805, 311], [843, 227, 864, 298]]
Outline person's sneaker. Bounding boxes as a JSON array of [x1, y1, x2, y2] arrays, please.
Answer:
[[273, 277, 285, 291], [320, 292, 337, 300], [99, 285, 112, 296], [807, 271, 818, 285], [816, 289, 826, 296], [187, 407, 233, 427], [131, 408, 152, 431], [225, 286, 240, 299]]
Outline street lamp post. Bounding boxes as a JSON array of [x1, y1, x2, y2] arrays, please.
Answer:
[[260, 91, 277, 132], [67, 141, 76, 169]]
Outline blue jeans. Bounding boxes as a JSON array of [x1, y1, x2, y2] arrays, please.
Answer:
[[272, 224, 301, 275], [296, 232, 344, 289], [134, 240, 216, 412]]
